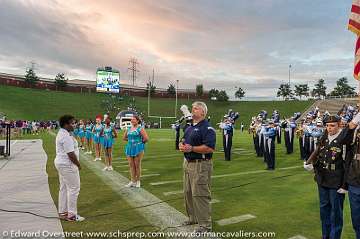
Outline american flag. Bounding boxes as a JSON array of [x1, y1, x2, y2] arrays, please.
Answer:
[[349, 0, 360, 80]]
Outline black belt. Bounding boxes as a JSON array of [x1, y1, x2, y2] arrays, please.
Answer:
[[186, 158, 211, 163]]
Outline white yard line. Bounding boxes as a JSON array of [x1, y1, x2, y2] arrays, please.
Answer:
[[141, 174, 160, 178], [163, 190, 183, 196], [113, 164, 130, 168], [150, 165, 302, 185], [217, 214, 256, 226], [144, 154, 182, 159], [121, 169, 148, 173], [288, 235, 308, 239], [112, 160, 129, 164]]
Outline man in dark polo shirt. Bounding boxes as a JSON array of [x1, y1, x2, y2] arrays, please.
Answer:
[[179, 101, 216, 233]]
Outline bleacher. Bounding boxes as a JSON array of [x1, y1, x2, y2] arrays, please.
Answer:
[[298, 98, 359, 121]]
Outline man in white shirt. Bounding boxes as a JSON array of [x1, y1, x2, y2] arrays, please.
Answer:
[[55, 115, 84, 222]]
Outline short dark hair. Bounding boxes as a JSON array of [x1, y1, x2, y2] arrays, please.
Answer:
[[59, 115, 75, 128]]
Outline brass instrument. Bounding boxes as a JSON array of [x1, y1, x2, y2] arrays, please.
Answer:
[[295, 126, 304, 137]]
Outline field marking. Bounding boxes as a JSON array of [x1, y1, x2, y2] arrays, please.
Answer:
[[121, 169, 148, 173], [112, 160, 129, 164], [233, 152, 253, 155], [145, 154, 182, 159], [141, 174, 160, 178], [288, 236, 307, 239], [151, 180, 182, 186], [216, 214, 256, 226], [151, 138, 173, 142], [163, 190, 183, 196], [48, 131, 195, 234], [113, 165, 129, 168], [233, 148, 247, 151], [212, 165, 302, 178], [150, 165, 302, 186]]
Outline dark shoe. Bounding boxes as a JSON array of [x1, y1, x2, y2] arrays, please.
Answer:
[[58, 212, 68, 220], [66, 214, 85, 222], [193, 226, 211, 233], [181, 220, 197, 226]]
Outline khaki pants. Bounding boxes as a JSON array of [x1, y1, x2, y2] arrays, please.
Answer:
[[183, 159, 213, 230], [55, 163, 80, 217]]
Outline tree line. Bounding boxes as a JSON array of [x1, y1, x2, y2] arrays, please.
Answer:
[[276, 78, 357, 100], [25, 67, 68, 89], [25, 67, 244, 101]]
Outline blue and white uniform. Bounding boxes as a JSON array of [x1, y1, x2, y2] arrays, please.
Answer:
[[125, 126, 145, 157], [102, 125, 115, 148], [263, 125, 276, 169], [85, 123, 93, 141], [78, 124, 85, 139], [93, 123, 104, 144]]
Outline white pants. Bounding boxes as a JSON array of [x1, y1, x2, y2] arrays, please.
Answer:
[[55, 163, 80, 217]]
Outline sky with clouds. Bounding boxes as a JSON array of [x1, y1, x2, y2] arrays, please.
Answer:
[[0, 0, 357, 98]]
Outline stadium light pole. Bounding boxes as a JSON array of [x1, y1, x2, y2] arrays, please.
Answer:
[[147, 80, 150, 117], [175, 80, 179, 118], [288, 64, 292, 86]]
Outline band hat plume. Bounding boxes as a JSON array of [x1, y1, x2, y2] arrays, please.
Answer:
[[180, 105, 192, 119]]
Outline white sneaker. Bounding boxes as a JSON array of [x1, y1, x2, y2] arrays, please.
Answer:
[[102, 166, 109, 171], [89, 151, 92, 154], [108, 166, 113, 171], [125, 181, 136, 187], [93, 158, 98, 162], [135, 181, 141, 188], [84, 151, 89, 154], [97, 157, 102, 161], [67, 214, 85, 222]]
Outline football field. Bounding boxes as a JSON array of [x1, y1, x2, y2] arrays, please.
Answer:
[[18, 129, 356, 239]]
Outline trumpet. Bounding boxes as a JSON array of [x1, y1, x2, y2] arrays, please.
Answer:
[[295, 127, 304, 137]]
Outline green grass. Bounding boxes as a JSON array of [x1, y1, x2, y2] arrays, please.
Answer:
[[0, 85, 313, 127], [109, 129, 356, 239], [16, 128, 356, 239]]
